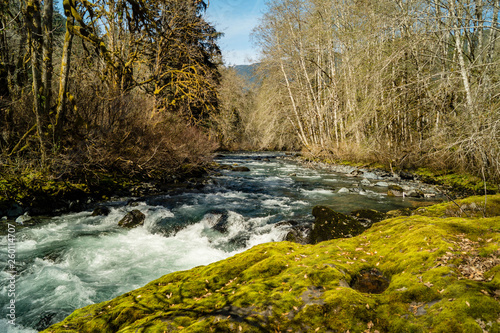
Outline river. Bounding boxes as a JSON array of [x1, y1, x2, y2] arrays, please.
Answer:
[[0, 152, 436, 332]]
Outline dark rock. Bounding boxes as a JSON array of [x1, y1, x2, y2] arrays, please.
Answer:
[[232, 166, 251, 172], [350, 209, 386, 225], [388, 184, 404, 192], [350, 268, 390, 294], [399, 171, 415, 180], [275, 220, 300, 227], [35, 311, 59, 331], [219, 164, 234, 170], [408, 189, 424, 198], [118, 209, 145, 228], [284, 225, 311, 245], [388, 184, 404, 197], [350, 170, 363, 176], [92, 206, 111, 216], [211, 211, 230, 234], [310, 206, 366, 244], [6, 203, 23, 217], [277, 220, 313, 245], [227, 234, 250, 249]]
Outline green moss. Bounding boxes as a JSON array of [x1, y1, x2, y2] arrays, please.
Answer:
[[413, 194, 500, 218], [415, 168, 498, 196], [43, 198, 500, 333]]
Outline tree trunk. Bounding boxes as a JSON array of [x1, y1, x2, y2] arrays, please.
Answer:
[[27, 0, 46, 164], [54, 17, 74, 144], [42, 0, 53, 117], [449, 0, 474, 114]]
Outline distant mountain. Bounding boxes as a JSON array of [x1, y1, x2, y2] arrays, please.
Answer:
[[232, 63, 261, 85]]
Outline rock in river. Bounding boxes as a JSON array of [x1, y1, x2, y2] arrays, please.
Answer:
[[232, 166, 251, 172], [387, 184, 405, 197], [118, 210, 145, 228], [92, 206, 111, 216]]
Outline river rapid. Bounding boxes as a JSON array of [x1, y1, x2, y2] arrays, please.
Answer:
[[0, 152, 438, 332]]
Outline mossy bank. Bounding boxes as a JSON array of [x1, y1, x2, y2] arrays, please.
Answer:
[[43, 195, 500, 332], [0, 163, 214, 218]]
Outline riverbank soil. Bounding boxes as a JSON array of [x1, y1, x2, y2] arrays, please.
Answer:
[[43, 195, 500, 333]]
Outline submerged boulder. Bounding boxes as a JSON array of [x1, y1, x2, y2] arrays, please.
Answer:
[[218, 164, 233, 170], [118, 209, 145, 228], [210, 211, 230, 234], [91, 206, 110, 216], [232, 166, 250, 172], [280, 220, 312, 245], [310, 206, 366, 243]]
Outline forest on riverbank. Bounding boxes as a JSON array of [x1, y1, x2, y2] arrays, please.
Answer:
[[1, 0, 499, 209], [1, 0, 220, 185], [219, 0, 500, 185]]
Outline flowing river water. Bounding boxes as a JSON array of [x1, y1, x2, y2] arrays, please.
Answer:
[[0, 152, 438, 332]]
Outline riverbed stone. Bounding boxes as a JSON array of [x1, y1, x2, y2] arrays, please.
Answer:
[[282, 222, 311, 245], [232, 166, 250, 172], [407, 189, 425, 198], [360, 178, 372, 186], [118, 209, 145, 228], [92, 206, 111, 216], [211, 212, 230, 234], [362, 171, 380, 180], [338, 187, 350, 194], [310, 206, 366, 243], [388, 184, 405, 197], [16, 212, 32, 224]]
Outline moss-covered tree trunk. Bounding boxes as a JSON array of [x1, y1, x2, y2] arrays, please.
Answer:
[[26, 0, 46, 164], [42, 0, 53, 119], [54, 16, 74, 145]]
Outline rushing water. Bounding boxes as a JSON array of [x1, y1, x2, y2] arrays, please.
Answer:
[[0, 152, 434, 332]]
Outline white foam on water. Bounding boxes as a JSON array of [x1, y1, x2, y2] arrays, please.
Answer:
[[295, 174, 322, 179], [205, 191, 249, 204], [247, 223, 288, 248], [0, 319, 38, 333], [262, 198, 291, 209], [300, 188, 336, 197]]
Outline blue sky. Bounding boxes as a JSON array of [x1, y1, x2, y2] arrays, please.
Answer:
[[204, 0, 267, 66]]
